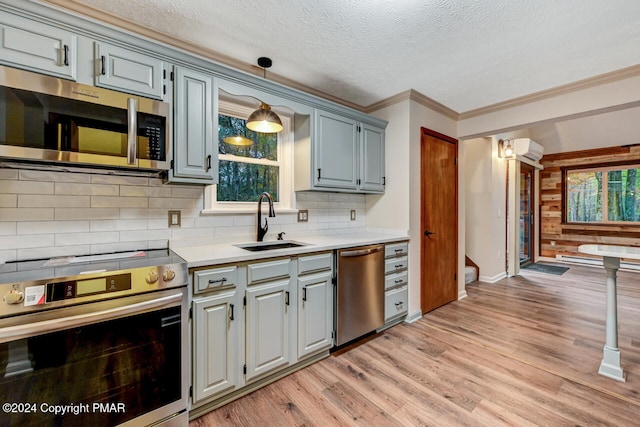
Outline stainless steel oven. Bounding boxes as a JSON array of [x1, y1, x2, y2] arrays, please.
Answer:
[[0, 249, 188, 426], [0, 64, 170, 171]]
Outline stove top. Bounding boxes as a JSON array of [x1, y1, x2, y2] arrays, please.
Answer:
[[0, 249, 186, 285]]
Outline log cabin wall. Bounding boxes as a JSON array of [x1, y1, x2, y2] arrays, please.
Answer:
[[540, 145, 640, 259]]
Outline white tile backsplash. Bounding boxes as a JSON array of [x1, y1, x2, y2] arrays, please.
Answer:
[[0, 169, 366, 263]]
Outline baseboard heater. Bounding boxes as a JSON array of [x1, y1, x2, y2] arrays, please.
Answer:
[[555, 254, 640, 271]]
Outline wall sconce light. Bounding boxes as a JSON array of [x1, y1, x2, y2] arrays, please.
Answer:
[[246, 57, 283, 133], [499, 138, 514, 158]]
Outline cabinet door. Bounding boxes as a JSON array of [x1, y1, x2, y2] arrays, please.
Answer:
[[0, 14, 76, 80], [94, 42, 164, 99], [171, 67, 217, 182], [193, 290, 240, 403], [245, 280, 290, 381], [314, 109, 358, 190], [360, 123, 385, 193], [298, 271, 333, 359]]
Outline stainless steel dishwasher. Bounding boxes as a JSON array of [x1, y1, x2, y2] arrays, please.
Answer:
[[335, 244, 385, 346]]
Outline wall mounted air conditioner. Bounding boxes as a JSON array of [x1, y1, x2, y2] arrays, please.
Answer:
[[513, 138, 544, 161]]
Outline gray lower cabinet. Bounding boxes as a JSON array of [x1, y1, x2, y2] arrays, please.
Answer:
[[384, 242, 409, 323], [94, 41, 165, 99], [0, 12, 76, 80], [297, 252, 334, 359], [192, 289, 241, 403], [245, 278, 291, 381], [170, 66, 217, 183]]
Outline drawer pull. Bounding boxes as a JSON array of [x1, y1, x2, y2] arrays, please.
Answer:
[[394, 248, 404, 253], [208, 277, 227, 286], [395, 264, 404, 269], [394, 279, 403, 284], [395, 301, 404, 307]]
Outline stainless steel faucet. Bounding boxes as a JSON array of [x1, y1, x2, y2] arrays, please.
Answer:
[[256, 192, 276, 241]]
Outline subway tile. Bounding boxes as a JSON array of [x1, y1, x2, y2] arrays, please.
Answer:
[[120, 208, 156, 219], [91, 175, 149, 186], [18, 245, 90, 261], [55, 182, 119, 196], [17, 220, 90, 235], [0, 194, 17, 207], [19, 170, 91, 183], [55, 232, 119, 246], [91, 241, 152, 254], [214, 225, 253, 237], [1, 180, 54, 194], [55, 208, 119, 221], [19, 194, 90, 208], [195, 215, 235, 228], [0, 234, 55, 249], [171, 227, 215, 240], [120, 185, 172, 197], [119, 229, 171, 242], [0, 222, 16, 236], [91, 196, 148, 208], [90, 219, 148, 232], [171, 187, 204, 199], [0, 249, 17, 263], [0, 208, 55, 221], [0, 170, 19, 180], [149, 197, 202, 209]]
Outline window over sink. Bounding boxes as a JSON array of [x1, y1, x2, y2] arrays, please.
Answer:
[[205, 100, 294, 213]]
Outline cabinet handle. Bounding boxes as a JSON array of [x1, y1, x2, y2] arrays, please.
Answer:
[[317, 168, 321, 180], [101, 55, 106, 75], [206, 154, 212, 172], [126, 98, 137, 165], [208, 277, 227, 286], [285, 291, 290, 306], [394, 279, 403, 284], [63, 44, 69, 66], [394, 248, 403, 253], [395, 264, 404, 269], [229, 303, 235, 321], [395, 301, 404, 307], [383, 176, 386, 186], [302, 287, 307, 302]]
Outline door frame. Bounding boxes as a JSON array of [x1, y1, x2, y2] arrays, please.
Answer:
[[519, 162, 536, 267], [420, 127, 458, 314]]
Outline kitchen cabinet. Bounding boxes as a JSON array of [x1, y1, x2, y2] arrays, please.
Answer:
[[94, 41, 165, 100], [384, 241, 409, 323], [297, 253, 334, 359], [0, 12, 76, 80], [192, 289, 241, 403], [294, 108, 386, 193], [170, 66, 217, 183]]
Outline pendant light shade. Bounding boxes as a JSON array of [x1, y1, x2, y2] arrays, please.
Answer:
[[246, 102, 283, 133], [223, 135, 254, 146]]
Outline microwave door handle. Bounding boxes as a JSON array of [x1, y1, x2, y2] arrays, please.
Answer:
[[0, 293, 183, 343], [127, 97, 137, 165]]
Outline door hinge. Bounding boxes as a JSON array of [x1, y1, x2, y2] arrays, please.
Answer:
[[331, 277, 337, 286], [189, 385, 193, 398], [454, 273, 457, 281], [454, 157, 458, 166], [243, 364, 247, 375], [170, 159, 174, 169], [189, 307, 192, 319]]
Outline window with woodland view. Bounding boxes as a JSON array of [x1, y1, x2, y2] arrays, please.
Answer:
[[217, 113, 280, 203], [566, 165, 640, 223]]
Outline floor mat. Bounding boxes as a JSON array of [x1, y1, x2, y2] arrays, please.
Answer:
[[521, 262, 569, 275]]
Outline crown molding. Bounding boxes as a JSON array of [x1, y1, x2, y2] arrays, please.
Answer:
[[459, 64, 640, 120], [364, 89, 459, 120], [41, 0, 366, 112]]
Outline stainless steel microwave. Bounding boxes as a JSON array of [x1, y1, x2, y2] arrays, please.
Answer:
[[0, 64, 170, 170]]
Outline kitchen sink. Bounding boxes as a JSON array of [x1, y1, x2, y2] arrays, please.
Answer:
[[235, 241, 308, 252]]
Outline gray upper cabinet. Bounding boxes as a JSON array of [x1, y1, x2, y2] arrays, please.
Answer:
[[170, 67, 217, 183], [0, 13, 76, 80], [314, 110, 359, 190], [295, 108, 386, 193], [360, 123, 385, 193], [94, 42, 164, 100]]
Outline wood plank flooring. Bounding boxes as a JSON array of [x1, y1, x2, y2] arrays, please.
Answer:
[[190, 263, 640, 426]]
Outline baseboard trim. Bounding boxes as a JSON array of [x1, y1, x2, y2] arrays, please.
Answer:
[[458, 289, 468, 300], [404, 310, 423, 324], [479, 271, 507, 283]]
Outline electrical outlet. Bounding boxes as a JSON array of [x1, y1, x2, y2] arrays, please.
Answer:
[[350, 209, 356, 221], [168, 210, 181, 227], [298, 209, 308, 222]]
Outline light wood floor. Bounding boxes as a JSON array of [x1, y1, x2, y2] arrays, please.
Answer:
[[190, 263, 640, 426]]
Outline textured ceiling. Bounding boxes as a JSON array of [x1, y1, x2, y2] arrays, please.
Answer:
[[69, 0, 640, 113]]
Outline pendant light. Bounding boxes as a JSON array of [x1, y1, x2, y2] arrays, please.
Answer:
[[246, 57, 283, 133]]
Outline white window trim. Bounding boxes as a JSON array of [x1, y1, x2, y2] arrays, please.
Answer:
[[203, 100, 296, 215]]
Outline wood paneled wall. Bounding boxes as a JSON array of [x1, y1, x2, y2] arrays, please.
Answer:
[[540, 145, 640, 259]]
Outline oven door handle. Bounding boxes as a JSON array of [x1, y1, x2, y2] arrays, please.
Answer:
[[0, 293, 183, 342], [127, 97, 137, 165]]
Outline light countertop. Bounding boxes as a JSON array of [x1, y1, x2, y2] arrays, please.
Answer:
[[171, 230, 409, 268]]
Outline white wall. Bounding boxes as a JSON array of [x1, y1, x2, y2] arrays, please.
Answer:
[[368, 98, 457, 319], [0, 169, 366, 263]]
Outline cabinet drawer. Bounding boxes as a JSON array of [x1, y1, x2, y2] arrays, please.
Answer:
[[385, 271, 408, 290], [385, 242, 408, 258], [298, 252, 332, 275], [385, 285, 408, 321], [194, 266, 238, 293], [385, 256, 408, 274], [248, 258, 291, 284]]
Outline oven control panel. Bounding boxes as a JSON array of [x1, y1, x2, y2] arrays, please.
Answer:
[[46, 273, 132, 303]]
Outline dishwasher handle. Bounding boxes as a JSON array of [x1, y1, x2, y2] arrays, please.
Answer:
[[340, 245, 383, 257]]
